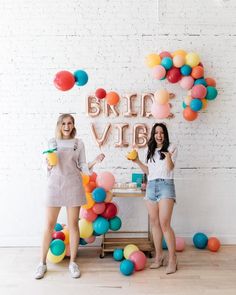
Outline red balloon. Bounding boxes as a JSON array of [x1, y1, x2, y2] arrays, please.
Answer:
[[95, 88, 107, 99], [166, 67, 181, 83], [52, 231, 65, 241], [53, 71, 75, 91], [101, 203, 117, 219]]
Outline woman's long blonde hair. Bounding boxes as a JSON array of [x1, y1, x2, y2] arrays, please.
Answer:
[[55, 114, 77, 139]]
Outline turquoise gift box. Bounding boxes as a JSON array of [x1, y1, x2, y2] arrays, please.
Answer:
[[132, 173, 144, 188]]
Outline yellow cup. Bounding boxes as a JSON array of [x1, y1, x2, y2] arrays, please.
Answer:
[[47, 152, 58, 166]]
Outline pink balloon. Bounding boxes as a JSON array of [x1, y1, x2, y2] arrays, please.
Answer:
[[92, 202, 106, 214], [96, 172, 115, 191], [191, 84, 207, 99], [151, 102, 170, 119], [129, 250, 147, 271], [175, 237, 185, 252], [180, 76, 194, 90], [85, 235, 96, 244], [80, 207, 97, 222], [159, 51, 172, 59], [153, 65, 166, 80]]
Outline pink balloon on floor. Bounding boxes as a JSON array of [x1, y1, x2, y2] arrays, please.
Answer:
[[151, 102, 170, 119], [129, 250, 147, 271], [175, 237, 185, 252]]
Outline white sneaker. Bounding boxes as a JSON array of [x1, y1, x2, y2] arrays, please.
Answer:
[[69, 262, 81, 278], [34, 262, 47, 279]]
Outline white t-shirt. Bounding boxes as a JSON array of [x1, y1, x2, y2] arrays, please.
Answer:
[[147, 144, 177, 181]]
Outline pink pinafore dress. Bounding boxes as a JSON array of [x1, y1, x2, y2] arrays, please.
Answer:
[[46, 138, 88, 207]]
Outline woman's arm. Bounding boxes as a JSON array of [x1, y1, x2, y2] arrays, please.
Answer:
[[132, 153, 149, 175], [88, 153, 105, 170]]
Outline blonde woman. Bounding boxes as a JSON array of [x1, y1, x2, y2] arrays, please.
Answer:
[[35, 114, 104, 279]]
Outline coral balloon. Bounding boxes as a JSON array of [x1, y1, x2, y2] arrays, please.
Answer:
[[154, 89, 170, 104], [80, 207, 97, 222], [92, 202, 106, 214], [191, 66, 204, 79], [175, 237, 185, 252], [106, 91, 120, 106], [205, 77, 216, 87], [96, 172, 115, 191], [166, 67, 181, 83], [183, 106, 198, 121], [159, 51, 172, 59], [207, 237, 221, 252], [95, 88, 107, 99], [54, 71, 75, 91], [129, 250, 147, 271], [151, 102, 170, 119], [146, 53, 161, 68], [191, 84, 207, 99]]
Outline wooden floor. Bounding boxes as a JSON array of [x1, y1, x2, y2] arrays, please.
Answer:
[[0, 245, 236, 295]]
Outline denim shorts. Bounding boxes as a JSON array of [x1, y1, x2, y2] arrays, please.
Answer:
[[144, 179, 176, 203]]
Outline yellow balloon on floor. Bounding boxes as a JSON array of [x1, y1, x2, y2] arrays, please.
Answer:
[[47, 248, 66, 263], [79, 219, 93, 239], [124, 244, 139, 259], [82, 193, 95, 209]]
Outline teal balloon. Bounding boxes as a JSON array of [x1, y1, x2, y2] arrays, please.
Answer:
[[74, 70, 88, 86], [190, 99, 202, 111], [93, 217, 109, 235], [193, 233, 208, 249], [182, 101, 187, 109], [194, 78, 207, 87], [109, 216, 122, 231], [206, 86, 218, 100], [162, 238, 168, 250], [92, 187, 106, 203], [180, 65, 192, 76], [161, 57, 173, 70], [54, 223, 63, 231], [50, 239, 65, 256], [113, 248, 124, 261], [120, 259, 134, 276], [79, 238, 88, 246]]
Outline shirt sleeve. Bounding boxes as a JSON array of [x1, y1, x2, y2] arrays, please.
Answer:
[[77, 140, 93, 175]]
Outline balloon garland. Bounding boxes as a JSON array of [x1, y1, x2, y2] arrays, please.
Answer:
[[146, 50, 218, 121]]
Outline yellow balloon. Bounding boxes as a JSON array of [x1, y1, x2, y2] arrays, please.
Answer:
[[172, 49, 187, 58], [154, 89, 170, 105], [202, 98, 208, 110], [185, 52, 200, 68], [124, 244, 139, 259], [47, 248, 65, 263], [146, 53, 161, 68], [82, 193, 95, 209], [82, 174, 90, 186], [61, 227, 70, 244], [79, 219, 93, 239]]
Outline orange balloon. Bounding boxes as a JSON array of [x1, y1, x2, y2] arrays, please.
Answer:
[[82, 174, 90, 186], [183, 107, 198, 121], [85, 181, 97, 193], [106, 91, 120, 105], [201, 98, 208, 110], [207, 237, 221, 252], [191, 66, 204, 79], [82, 193, 95, 209], [205, 77, 216, 87], [89, 172, 97, 182]]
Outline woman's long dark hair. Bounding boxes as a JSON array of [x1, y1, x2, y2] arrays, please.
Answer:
[[146, 123, 170, 162]]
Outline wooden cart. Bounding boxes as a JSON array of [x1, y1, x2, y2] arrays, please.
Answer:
[[100, 190, 154, 258]]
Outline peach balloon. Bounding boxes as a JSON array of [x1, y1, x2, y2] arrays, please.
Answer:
[[153, 65, 166, 80], [172, 49, 187, 58], [154, 89, 170, 104], [96, 172, 115, 191], [173, 55, 185, 68]]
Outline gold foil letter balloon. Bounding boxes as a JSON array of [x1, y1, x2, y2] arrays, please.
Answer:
[[123, 93, 138, 117], [132, 124, 148, 148], [140, 93, 154, 118], [90, 123, 111, 147], [86, 95, 101, 117], [114, 123, 129, 147]]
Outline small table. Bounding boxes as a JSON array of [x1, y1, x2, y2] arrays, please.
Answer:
[[100, 189, 154, 258]]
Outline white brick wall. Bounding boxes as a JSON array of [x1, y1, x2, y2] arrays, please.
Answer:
[[0, 0, 236, 246]]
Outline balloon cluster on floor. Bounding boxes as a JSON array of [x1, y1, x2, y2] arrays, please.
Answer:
[[113, 244, 147, 276], [94, 88, 120, 106], [193, 232, 221, 252], [54, 69, 89, 91], [47, 171, 122, 263], [146, 50, 218, 121]]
